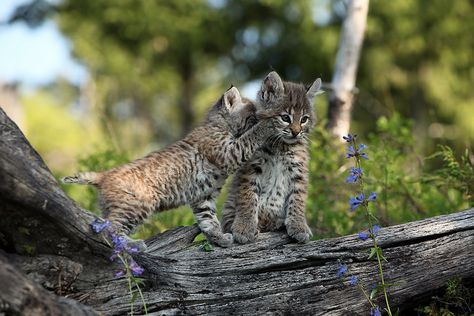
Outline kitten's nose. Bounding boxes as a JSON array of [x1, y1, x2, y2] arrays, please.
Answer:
[[291, 130, 300, 137]]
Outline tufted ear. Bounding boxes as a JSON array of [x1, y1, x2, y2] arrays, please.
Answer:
[[258, 71, 284, 105], [306, 78, 324, 103], [223, 86, 243, 112]]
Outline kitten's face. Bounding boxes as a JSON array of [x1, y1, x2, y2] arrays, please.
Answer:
[[257, 72, 323, 144], [273, 95, 313, 143]]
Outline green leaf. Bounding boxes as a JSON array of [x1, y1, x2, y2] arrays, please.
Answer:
[[376, 247, 388, 262], [133, 277, 145, 286], [200, 241, 214, 252], [370, 287, 378, 300], [130, 291, 139, 304], [368, 247, 377, 259]]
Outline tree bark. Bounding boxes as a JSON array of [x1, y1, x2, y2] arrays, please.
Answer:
[[0, 107, 473, 315], [327, 0, 369, 139]]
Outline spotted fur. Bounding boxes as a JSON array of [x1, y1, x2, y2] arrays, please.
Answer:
[[63, 87, 276, 248], [222, 71, 323, 244]]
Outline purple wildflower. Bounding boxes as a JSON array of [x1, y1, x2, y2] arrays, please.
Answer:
[[346, 167, 363, 183], [336, 264, 348, 278], [371, 225, 381, 236], [343, 134, 355, 143], [358, 231, 369, 241], [110, 233, 128, 253], [359, 144, 369, 160], [346, 144, 369, 160], [127, 247, 140, 254], [115, 270, 125, 278], [91, 219, 111, 233], [346, 145, 357, 159], [129, 259, 145, 276], [349, 275, 358, 285], [367, 192, 377, 201], [349, 193, 365, 211], [109, 253, 118, 262], [370, 306, 382, 316]]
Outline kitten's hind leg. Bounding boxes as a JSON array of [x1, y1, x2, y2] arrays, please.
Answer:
[[192, 199, 233, 248], [103, 201, 150, 252]]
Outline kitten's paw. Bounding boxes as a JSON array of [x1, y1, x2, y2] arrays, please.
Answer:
[[216, 233, 234, 248], [231, 222, 258, 244], [286, 223, 313, 243]]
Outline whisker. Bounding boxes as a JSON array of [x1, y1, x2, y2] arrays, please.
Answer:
[[272, 134, 283, 149]]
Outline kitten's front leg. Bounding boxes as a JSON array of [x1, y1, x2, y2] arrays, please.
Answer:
[[220, 119, 276, 174], [191, 199, 233, 248], [284, 174, 313, 243], [229, 174, 260, 244]]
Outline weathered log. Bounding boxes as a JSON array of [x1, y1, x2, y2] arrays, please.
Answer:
[[0, 106, 473, 315], [0, 252, 98, 316]]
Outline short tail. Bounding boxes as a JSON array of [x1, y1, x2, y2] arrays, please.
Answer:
[[62, 172, 103, 186]]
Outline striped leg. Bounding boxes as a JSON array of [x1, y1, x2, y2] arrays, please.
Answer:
[[192, 199, 233, 247], [229, 173, 259, 244], [102, 200, 149, 251], [284, 175, 312, 243]]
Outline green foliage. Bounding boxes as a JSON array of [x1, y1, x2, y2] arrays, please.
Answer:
[[416, 278, 474, 316], [359, 0, 474, 145], [199, 241, 215, 252], [22, 244, 36, 256], [50, 0, 474, 155], [424, 146, 474, 205], [307, 122, 352, 237], [132, 206, 195, 240], [307, 113, 472, 238]]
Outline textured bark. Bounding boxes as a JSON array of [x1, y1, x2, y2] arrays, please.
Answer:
[[327, 0, 369, 138], [0, 107, 473, 315], [0, 253, 97, 316]]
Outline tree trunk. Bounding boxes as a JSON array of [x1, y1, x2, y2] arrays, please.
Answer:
[[0, 107, 473, 315], [327, 0, 369, 139]]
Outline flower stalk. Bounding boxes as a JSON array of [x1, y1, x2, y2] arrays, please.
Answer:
[[91, 219, 148, 315], [340, 134, 393, 315]]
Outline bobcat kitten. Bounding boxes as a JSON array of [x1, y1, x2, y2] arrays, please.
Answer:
[[222, 71, 323, 244], [63, 87, 276, 248]]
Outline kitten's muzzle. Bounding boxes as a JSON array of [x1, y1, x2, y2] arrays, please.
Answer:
[[291, 130, 301, 138]]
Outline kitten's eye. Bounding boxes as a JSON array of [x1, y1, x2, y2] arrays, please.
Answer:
[[280, 114, 291, 123], [301, 116, 309, 124]]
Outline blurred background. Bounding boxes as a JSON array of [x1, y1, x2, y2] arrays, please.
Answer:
[[1, 0, 473, 240]]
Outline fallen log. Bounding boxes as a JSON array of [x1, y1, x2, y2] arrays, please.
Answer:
[[0, 107, 473, 315]]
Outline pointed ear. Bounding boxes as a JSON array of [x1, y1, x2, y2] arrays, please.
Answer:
[[223, 86, 243, 112], [306, 78, 324, 103], [258, 71, 284, 104]]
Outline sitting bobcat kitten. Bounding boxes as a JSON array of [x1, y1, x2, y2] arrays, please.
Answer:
[[63, 87, 276, 248], [222, 71, 323, 244]]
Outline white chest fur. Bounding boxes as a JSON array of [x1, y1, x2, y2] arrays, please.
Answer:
[[255, 152, 292, 219]]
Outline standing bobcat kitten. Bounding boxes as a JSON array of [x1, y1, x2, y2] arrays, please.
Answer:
[[63, 87, 276, 248], [222, 71, 323, 244]]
